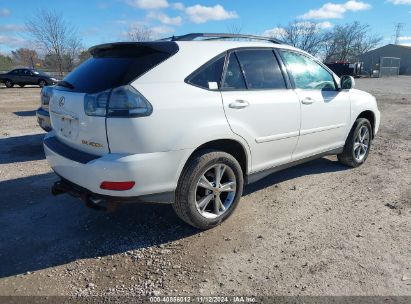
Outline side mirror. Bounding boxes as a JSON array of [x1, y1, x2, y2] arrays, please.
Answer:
[[340, 75, 355, 90]]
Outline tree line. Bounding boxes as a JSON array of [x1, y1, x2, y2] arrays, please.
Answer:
[[266, 21, 382, 62], [0, 9, 90, 75]]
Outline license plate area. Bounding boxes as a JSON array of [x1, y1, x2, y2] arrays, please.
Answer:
[[60, 117, 73, 138], [54, 114, 79, 140]]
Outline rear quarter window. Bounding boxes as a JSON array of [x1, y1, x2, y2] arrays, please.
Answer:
[[186, 56, 225, 90]]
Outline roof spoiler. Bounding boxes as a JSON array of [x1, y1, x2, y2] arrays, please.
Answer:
[[88, 42, 179, 57]]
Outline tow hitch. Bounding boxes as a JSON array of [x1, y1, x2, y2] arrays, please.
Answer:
[[52, 179, 120, 212]]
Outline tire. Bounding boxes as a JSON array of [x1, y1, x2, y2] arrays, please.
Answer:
[[4, 79, 13, 88], [338, 118, 372, 167], [38, 79, 46, 87], [173, 150, 244, 230], [19, 84, 25, 88]]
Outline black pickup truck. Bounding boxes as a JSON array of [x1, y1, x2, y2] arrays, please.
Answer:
[[0, 68, 58, 88]]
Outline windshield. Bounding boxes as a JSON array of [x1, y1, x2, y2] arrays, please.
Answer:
[[32, 70, 50, 76]]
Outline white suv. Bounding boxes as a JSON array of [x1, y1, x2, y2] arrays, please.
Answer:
[[44, 33, 380, 229]]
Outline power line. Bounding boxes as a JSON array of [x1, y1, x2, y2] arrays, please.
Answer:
[[394, 23, 404, 44]]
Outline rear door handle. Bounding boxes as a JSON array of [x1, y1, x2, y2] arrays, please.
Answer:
[[229, 100, 250, 109], [301, 97, 315, 105]]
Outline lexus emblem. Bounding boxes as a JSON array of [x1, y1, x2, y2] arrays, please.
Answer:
[[58, 96, 65, 107]]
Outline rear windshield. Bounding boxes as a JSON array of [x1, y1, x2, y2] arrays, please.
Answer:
[[59, 42, 178, 93]]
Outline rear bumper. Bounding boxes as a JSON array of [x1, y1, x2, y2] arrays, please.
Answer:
[[43, 132, 193, 203], [36, 107, 52, 132], [52, 177, 174, 207]]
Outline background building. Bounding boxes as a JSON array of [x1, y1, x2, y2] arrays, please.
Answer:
[[360, 44, 411, 76]]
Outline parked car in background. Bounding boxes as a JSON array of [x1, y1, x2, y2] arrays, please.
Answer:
[[325, 61, 363, 78], [36, 86, 52, 132], [0, 68, 59, 88], [44, 33, 380, 229]]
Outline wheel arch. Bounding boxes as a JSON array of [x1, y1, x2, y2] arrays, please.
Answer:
[[186, 139, 250, 177], [356, 110, 375, 139]]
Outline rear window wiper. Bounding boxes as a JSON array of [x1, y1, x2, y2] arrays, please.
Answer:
[[57, 80, 75, 90]]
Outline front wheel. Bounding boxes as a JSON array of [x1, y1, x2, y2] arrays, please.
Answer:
[[173, 150, 244, 230], [338, 118, 372, 167]]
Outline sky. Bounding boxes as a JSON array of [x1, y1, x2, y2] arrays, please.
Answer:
[[0, 0, 411, 54]]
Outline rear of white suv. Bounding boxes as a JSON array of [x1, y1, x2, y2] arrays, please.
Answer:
[[44, 42, 195, 201], [44, 35, 380, 229]]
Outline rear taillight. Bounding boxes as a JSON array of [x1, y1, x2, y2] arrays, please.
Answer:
[[84, 85, 152, 118], [40, 86, 53, 107], [84, 90, 110, 117], [100, 181, 135, 191]]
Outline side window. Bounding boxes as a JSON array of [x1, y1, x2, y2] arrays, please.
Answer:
[[236, 49, 286, 89], [222, 52, 247, 90], [10, 69, 19, 75], [188, 56, 225, 90], [281, 51, 336, 91]]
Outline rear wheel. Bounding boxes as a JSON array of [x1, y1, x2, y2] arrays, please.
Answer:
[[19, 84, 25, 88], [4, 79, 13, 88], [173, 150, 244, 230], [38, 79, 46, 87], [338, 118, 372, 167]]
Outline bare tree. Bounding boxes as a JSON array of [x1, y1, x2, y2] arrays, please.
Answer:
[[11, 48, 40, 68], [25, 9, 82, 76], [268, 21, 329, 56], [323, 22, 382, 62], [128, 25, 154, 42], [65, 36, 83, 71]]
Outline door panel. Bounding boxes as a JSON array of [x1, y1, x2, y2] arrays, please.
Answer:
[[221, 49, 301, 172], [221, 90, 300, 172], [280, 50, 350, 160], [292, 89, 350, 159]]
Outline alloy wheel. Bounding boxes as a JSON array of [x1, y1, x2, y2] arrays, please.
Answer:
[[195, 164, 237, 219], [354, 125, 370, 162]]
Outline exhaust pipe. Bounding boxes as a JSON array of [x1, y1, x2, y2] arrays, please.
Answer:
[[51, 179, 120, 212], [51, 180, 69, 196]]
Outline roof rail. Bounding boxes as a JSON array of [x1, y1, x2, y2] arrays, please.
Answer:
[[161, 33, 285, 44]]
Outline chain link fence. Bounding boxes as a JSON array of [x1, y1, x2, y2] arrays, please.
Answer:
[[379, 57, 400, 77]]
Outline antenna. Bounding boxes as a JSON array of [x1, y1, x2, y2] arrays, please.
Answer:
[[394, 23, 404, 45]]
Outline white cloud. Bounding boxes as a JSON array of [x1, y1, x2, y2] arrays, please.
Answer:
[[0, 35, 28, 49], [150, 25, 174, 35], [125, 0, 169, 10], [299, 1, 371, 20], [310, 21, 334, 29], [0, 8, 10, 17], [398, 36, 411, 40], [148, 12, 182, 25], [172, 2, 185, 10], [263, 22, 333, 38], [185, 4, 238, 24], [0, 24, 26, 33], [263, 27, 287, 38], [388, 0, 411, 4]]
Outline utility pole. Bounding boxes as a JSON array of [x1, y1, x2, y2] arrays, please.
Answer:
[[394, 23, 404, 44]]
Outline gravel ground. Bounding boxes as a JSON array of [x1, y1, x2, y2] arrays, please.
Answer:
[[0, 78, 410, 297]]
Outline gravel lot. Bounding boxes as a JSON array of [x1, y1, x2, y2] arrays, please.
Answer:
[[0, 78, 410, 297]]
